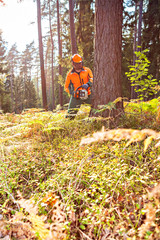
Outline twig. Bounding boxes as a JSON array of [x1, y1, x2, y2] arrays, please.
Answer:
[[109, 171, 128, 208], [77, 227, 92, 240], [114, 207, 123, 221], [125, 111, 142, 115], [55, 180, 65, 203]]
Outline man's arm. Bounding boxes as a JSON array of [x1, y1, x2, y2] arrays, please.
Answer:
[[65, 73, 70, 93], [65, 73, 74, 95], [82, 68, 93, 89], [87, 68, 93, 87]]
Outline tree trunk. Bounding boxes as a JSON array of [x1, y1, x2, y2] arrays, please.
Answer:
[[10, 71, 14, 112], [131, 0, 138, 99], [44, 39, 50, 104], [69, 0, 77, 54], [49, 0, 55, 109], [36, 68, 39, 99], [91, 0, 123, 118], [137, 0, 143, 48], [133, 1, 138, 63], [57, 0, 63, 107], [37, 0, 47, 110], [44, 39, 49, 84]]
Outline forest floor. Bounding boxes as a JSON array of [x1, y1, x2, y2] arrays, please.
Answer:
[[0, 99, 160, 240]]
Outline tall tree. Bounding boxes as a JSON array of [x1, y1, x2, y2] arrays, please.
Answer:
[[12, 76, 23, 113], [121, 0, 134, 99], [20, 42, 35, 82], [34, 50, 41, 103], [133, 0, 138, 62], [0, 32, 7, 75], [75, 0, 94, 69], [69, 0, 77, 54], [57, 0, 63, 106], [48, 0, 55, 109], [37, 0, 47, 110], [6, 44, 20, 112], [137, 0, 143, 48], [91, 0, 123, 117], [143, 0, 160, 81], [20, 42, 37, 110], [132, 0, 143, 99], [24, 79, 38, 109], [131, 0, 138, 99]]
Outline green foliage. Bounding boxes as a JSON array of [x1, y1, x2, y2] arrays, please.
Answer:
[[58, 74, 65, 87], [0, 102, 159, 239], [125, 48, 158, 100], [93, 98, 123, 118], [120, 98, 160, 131], [0, 32, 8, 74], [94, 101, 116, 114], [24, 80, 38, 109]]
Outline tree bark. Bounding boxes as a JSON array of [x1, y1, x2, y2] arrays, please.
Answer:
[[44, 38, 50, 102], [91, 0, 123, 117], [133, 1, 138, 63], [131, 0, 138, 99], [69, 0, 77, 54], [37, 0, 47, 110], [10, 71, 14, 112], [49, 0, 55, 109], [137, 0, 143, 48], [57, 0, 63, 107]]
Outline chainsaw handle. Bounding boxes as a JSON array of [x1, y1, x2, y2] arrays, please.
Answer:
[[75, 86, 83, 93], [74, 86, 82, 98]]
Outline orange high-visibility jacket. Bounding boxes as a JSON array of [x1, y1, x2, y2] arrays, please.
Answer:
[[65, 67, 93, 95]]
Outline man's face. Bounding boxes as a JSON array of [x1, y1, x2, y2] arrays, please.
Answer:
[[72, 62, 83, 71]]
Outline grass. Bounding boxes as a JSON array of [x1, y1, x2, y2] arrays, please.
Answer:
[[0, 99, 160, 240]]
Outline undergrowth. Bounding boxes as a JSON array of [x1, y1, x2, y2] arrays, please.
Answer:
[[0, 99, 159, 240]]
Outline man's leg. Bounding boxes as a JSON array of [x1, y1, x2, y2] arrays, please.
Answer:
[[66, 96, 81, 119], [83, 94, 92, 116]]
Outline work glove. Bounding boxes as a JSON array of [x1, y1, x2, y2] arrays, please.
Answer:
[[81, 83, 89, 89]]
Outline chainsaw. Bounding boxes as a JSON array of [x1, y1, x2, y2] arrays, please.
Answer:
[[74, 86, 88, 100]]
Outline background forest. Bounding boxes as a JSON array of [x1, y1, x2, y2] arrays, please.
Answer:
[[0, 0, 159, 113]]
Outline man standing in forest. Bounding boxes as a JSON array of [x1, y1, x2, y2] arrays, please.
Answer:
[[65, 54, 93, 119]]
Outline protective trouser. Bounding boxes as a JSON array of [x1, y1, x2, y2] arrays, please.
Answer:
[[66, 95, 91, 119]]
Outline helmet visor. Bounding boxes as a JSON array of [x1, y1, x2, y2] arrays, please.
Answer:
[[73, 62, 83, 71]]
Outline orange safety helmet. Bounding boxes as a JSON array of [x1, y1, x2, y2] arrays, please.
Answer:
[[71, 54, 83, 63]]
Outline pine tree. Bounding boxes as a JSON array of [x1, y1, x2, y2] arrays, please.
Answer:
[[0, 33, 9, 111], [57, 0, 63, 107], [91, 0, 123, 117], [6, 44, 20, 112], [69, 0, 77, 54], [24, 79, 38, 109], [37, 0, 48, 110], [0, 33, 7, 74], [75, 0, 94, 69], [143, 0, 160, 81]]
